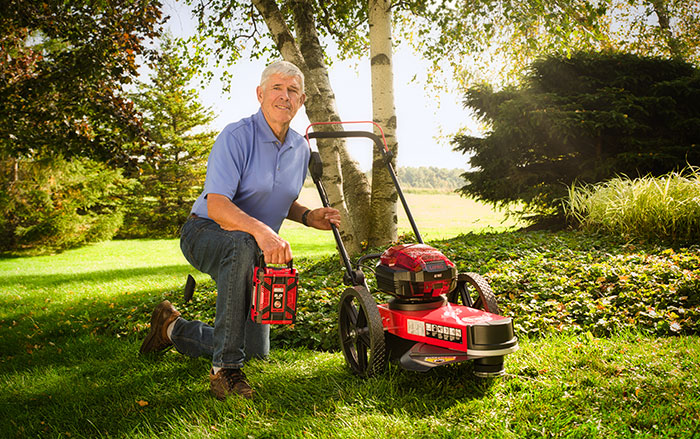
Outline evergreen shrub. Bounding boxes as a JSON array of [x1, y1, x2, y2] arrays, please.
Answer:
[[454, 51, 700, 221], [0, 157, 131, 253]]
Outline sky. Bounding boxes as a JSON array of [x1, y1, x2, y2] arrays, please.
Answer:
[[163, 2, 480, 171]]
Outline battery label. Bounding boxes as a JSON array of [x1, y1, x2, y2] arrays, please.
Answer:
[[425, 323, 463, 343], [272, 285, 284, 310]]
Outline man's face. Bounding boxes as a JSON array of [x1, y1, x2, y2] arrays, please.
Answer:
[[257, 73, 306, 129]]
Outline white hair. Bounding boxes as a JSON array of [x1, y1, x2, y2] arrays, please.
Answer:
[[260, 60, 305, 92]]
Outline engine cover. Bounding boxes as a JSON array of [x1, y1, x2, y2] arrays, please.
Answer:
[[375, 244, 456, 297]]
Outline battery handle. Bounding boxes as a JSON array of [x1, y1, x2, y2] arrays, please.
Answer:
[[257, 255, 293, 270]]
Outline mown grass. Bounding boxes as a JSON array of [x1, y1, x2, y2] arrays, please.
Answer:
[[2, 232, 699, 438], [4, 334, 699, 438]]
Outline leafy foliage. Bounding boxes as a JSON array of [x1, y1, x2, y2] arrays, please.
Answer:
[[454, 51, 700, 220], [0, 0, 164, 167], [183, 0, 371, 86], [0, 157, 132, 252], [117, 35, 215, 238], [439, 232, 700, 338], [118, 231, 700, 351], [401, 0, 700, 90]]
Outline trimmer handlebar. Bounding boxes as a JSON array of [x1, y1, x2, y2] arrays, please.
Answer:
[[306, 130, 392, 163], [304, 121, 424, 287]]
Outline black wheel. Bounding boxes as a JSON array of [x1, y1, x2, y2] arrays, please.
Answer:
[[338, 286, 386, 377], [450, 272, 501, 315]]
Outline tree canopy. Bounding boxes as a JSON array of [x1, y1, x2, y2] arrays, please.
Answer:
[[0, 0, 164, 166], [401, 0, 700, 89]]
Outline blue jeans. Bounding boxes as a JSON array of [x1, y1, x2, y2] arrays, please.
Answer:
[[174, 216, 269, 369]]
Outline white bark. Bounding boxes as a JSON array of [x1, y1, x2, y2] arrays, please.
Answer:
[[369, 0, 399, 244]]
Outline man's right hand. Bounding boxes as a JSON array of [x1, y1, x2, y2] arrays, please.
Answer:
[[254, 227, 292, 265]]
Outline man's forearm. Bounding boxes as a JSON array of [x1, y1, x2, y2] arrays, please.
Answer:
[[286, 201, 310, 224], [208, 193, 292, 263], [207, 193, 267, 235]]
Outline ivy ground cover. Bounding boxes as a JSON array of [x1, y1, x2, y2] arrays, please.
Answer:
[[131, 230, 700, 351]]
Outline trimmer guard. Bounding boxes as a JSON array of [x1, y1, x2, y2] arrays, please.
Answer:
[[378, 302, 518, 356]]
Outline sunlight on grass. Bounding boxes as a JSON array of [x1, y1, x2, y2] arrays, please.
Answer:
[[1, 233, 699, 437], [0, 239, 207, 309], [280, 188, 524, 256]]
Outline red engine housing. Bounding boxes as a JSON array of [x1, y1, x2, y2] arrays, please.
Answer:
[[375, 244, 456, 298]]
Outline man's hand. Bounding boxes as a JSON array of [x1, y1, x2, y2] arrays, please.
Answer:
[[255, 227, 292, 265], [306, 207, 341, 230]]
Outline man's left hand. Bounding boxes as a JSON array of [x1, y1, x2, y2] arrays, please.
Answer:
[[307, 207, 341, 230]]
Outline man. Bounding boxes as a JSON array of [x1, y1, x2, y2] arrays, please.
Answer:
[[139, 60, 340, 400]]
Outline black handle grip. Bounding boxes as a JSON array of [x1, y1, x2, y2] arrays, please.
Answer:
[[309, 151, 323, 182], [258, 255, 293, 270]]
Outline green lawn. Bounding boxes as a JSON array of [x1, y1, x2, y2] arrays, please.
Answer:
[[1, 198, 698, 438]]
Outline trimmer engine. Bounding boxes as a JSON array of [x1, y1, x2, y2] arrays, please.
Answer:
[[375, 244, 457, 298]]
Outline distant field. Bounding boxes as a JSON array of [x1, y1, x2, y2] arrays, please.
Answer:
[[280, 187, 523, 256]]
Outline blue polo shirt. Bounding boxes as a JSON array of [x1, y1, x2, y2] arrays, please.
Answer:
[[190, 109, 309, 233]]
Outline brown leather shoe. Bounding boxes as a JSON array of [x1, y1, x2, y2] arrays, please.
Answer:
[[139, 300, 181, 354], [210, 368, 254, 400]]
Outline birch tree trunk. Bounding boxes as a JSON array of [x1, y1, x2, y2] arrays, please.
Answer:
[[649, 0, 682, 58], [252, 0, 369, 255], [368, 0, 399, 245], [291, 0, 372, 248]]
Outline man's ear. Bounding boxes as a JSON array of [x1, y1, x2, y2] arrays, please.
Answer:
[[256, 85, 263, 104], [299, 93, 306, 107]]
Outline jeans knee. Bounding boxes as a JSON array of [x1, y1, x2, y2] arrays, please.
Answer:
[[235, 232, 260, 265], [218, 231, 258, 270]]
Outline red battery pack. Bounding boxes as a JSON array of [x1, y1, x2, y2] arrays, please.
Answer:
[[251, 262, 298, 324]]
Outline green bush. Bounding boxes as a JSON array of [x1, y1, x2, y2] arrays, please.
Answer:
[[0, 156, 132, 253], [566, 167, 700, 243], [454, 51, 700, 221]]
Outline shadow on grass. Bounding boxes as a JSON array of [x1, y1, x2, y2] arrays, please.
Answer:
[[0, 263, 194, 290], [0, 282, 495, 438], [0, 283, 206, 437]]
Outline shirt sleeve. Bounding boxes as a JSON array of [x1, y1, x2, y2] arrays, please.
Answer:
[[201, 127, 246, 201]]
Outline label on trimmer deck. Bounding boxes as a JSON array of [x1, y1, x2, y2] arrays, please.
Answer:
[[425, 323, 463, 344], [406, 319, 425, 337], [407, 319, 462, 343]]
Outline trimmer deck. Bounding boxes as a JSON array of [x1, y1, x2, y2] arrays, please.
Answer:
[[378, 299, 518, 374]]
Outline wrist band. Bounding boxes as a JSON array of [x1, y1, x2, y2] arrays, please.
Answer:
[[301, 209, 311, 227]]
